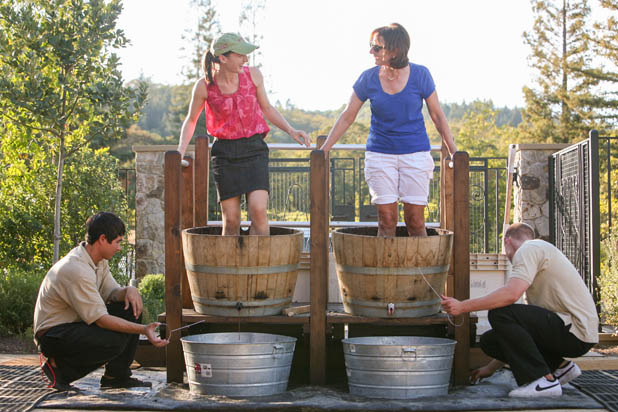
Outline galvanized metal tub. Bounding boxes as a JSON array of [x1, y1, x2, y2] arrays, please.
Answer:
[[333, 227, 453, 317], [181, 332, 297, 396], [342, 336, 456, 399], [182, 226, 303, 316]]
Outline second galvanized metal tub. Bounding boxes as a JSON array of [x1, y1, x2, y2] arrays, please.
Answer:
[[181, 332, 296, 397], [342, 336, 456, 399]]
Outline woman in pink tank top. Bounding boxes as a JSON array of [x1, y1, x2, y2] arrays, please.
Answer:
[[177, 33, 311, 236]]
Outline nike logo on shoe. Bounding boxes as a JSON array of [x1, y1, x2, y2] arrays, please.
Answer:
[[552, 361, 582, 385], [535, 381, 560, 392], [509, 376, 562, 397], [554, 364, 574, 379]]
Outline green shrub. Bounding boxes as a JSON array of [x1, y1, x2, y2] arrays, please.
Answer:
[[0, 268, 44, 336], [600, 232, 618, 326], [138, 274, 165, 324]]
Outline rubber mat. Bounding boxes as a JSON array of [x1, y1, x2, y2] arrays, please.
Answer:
[[0, 365, 55, 412], [38, 368, 603, 411], [571, 370, 618, 412]]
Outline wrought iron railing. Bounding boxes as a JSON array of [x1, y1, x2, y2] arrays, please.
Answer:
[[549, 130, 601, 302], [121, 145, 507, 261]]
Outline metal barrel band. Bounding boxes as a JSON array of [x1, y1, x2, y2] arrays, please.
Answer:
[[344, 297, 441, 308], [336, 263, 449, 276], [191, 296, 292, 308], [185, 263, 299, 275]]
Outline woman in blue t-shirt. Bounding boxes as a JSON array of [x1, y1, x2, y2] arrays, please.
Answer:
[[320, 23, 456, 237]]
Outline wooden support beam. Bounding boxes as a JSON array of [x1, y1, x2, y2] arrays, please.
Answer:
[[164, 151, 184, 383], [442, 149, 455, 296], [440, 143, 450, 229], [181, 156, 194, 309], [452, 151, 470, 386], [194, 135, 209, 227], [310, 148, 328, 385]]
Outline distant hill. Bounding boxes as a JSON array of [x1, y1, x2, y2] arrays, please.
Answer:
[[116, 79, 522, 163]]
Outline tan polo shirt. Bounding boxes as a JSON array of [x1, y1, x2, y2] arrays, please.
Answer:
[[33, 242, 120, 336], [508, 239, 598, 343]]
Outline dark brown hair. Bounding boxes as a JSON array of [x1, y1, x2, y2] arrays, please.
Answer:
[[202, 50, 232, 84], [85, 212, 125, 245], [370, 23, 410, 69]]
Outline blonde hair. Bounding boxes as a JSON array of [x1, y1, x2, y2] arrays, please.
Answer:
[[504, 222, 535, 241]]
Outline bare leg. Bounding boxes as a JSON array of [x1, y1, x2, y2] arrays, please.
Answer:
[[403, 203, 427, 237], [376, 202, 398, 237], [247, 190, 269, 236], [220, 196, 242, 235]]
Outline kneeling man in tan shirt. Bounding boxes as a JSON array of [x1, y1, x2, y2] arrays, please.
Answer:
[[34, 212, 168, 391], [442, 222, 598, 398]]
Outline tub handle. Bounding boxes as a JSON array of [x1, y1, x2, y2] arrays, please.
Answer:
[[402, 347, 417, 360], [272, 344, 285, 356]]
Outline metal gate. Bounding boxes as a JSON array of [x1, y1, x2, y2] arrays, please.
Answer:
[[549, 130, 600, 302]]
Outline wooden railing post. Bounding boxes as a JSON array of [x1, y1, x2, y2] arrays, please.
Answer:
[[181, 156, 194, 309], [452, 151, 470, 386], [310, 147, 328, 385], [442, 147, 455, 296], [164, 151, 183, 383], [194, 136, 210, 227]]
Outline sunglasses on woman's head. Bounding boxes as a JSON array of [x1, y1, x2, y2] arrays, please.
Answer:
[[370, 43, 384, 53]]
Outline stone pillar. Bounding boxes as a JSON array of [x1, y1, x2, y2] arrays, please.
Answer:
[[512, 144, 568, 241], [133, 145, 195, 279]]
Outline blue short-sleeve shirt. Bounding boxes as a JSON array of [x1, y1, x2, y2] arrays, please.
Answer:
[[353, 63, 435, 154]]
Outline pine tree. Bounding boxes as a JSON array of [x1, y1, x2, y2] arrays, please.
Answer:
[[521, 0, 603, 143], [587, 0, 618, 126], [239, 0, 265, 68]]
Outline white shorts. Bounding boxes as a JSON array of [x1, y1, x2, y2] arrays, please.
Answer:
[[364, 151, 434, 205]]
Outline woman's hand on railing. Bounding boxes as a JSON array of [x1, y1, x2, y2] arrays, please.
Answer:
[[181, 159, 190, 167], [289, 129, 312, 147]]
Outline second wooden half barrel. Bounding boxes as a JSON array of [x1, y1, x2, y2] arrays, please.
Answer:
[[182, 226, 303, 316], [333, 227, 453, 318]]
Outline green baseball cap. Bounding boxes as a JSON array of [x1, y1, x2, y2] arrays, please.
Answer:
[[211, 33, 258, 56]]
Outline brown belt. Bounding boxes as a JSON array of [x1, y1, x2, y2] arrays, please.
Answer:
[[35, 328, 49, 340]]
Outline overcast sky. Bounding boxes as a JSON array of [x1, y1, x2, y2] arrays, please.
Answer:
[[116, 0, 536, 111]]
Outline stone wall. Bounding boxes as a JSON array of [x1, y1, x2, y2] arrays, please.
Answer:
[[134, 145, 194, 278], [512, 144, 568, 240]]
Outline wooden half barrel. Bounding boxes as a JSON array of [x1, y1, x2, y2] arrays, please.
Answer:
[[332, 227, 453, 318], [182, 227, 303, 316]]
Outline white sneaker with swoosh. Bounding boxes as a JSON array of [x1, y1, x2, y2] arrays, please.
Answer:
[[508, 376, 562, 397], [553, 361, 581, 385]]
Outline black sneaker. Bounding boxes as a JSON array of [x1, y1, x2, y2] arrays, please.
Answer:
[[100, 375, 152, 389], [41, 361, 73, 392]]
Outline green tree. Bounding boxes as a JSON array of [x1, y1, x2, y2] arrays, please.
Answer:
[[181, 0, 219, 82], [0, 0, 146, 262], [520, 0, 606, 143], [447, 101, 519, 157], [0, 136, 128, 274], [587, 0, 618, 126]]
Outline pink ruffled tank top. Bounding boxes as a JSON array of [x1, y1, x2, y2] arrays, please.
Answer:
[[205, 66, 270, 140]]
